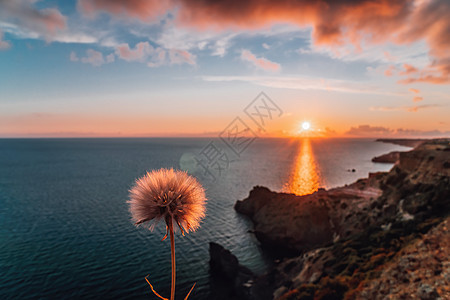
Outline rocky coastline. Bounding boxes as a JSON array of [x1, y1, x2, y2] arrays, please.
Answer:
[[375, 138, 426, 148], [371, 151, 401, 163], [210, 139, 450, 299]]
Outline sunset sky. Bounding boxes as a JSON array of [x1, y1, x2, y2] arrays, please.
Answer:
[[1, 0, 449, 138]]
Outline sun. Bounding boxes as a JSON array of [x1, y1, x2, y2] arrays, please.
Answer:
[[295, 121, 316, 137], [302, 121, 311, 130]]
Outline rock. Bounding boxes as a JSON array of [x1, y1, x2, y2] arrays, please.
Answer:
[[235, 139, 450, 256], [209, 242, 272, 300], [396, 140, 450, 183], [209, 242, 239, 280], [236, 186, 335, 255], [417, 284, 439, 300], [381, 139, 450, 218], [235, 180, 385, 255], [354, 216, 449, 298], [372, 151, 402, 163], [273, 286, 287, 299], [234, 186, 274, 217], [233, 139, 450, 299], [376, 138, 427, 148]]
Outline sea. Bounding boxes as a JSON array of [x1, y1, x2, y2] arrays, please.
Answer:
[[0, 138, 411, 299]]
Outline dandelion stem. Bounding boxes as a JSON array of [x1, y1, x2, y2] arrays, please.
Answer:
[[169, 220, 176, 300], [184, 282, 196, 300], [145, 275, 168, 300]]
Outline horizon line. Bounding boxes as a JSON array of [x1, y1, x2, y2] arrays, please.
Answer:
[[0, 135, 446, 140]]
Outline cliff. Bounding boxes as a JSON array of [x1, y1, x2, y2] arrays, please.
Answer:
[[232, 139, 450, 299], [376, 138, 427, 148], [234, 177, 385, 255], [371, 151, 401, 163]]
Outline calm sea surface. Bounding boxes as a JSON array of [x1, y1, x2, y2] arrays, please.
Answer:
[[0, 138, 410, 299]]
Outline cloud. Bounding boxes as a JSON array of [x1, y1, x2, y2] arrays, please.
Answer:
[[178, 0, 450, 83], [154, 23, 237, 57], [393, 128, 450, 137], [78, 0, 170, 22], [81, 49, 106, 66], [0, 0, 66, 41], [52, 32, 98, 44], [70, 51, 79, 62], [315, 39, 430, 68], [155, 24, 206, 50], [370, 104, 440, 113], [0, 29, 11, 50], [116, 41, 153, 62], [78, 0, 450, 85], [383, 51, 397, 62], [398, 64, 419, 75], [0, 20, 99, 45], [346, 125, 393, 136], [71, 49, 115, 67], [116, 41, 164, 66], [168, 49, 196, 65], [384, 65, 396, 77], [115, 41, 196, 66], [399, 63, 419, 75], [408, 88, 422, 102], [210, 35, 235, 57], [398, 68, 450, 84], [346, 125, 450, 137], [147, 50, 166, 67], [202, 75, 404, 96], [106, 53, 115, 63], [154, 23, 304, 60], [240, 49, 281, 72], [262, 43, 270, 50], [406, 105, 437, 112]]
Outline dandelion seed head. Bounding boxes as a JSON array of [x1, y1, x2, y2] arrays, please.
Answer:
[[128, 168, 206, 234]]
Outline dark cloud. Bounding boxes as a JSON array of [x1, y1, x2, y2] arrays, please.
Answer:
[[346, 124, 450, 137]]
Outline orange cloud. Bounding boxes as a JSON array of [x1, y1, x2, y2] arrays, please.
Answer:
[[116, 42, 153, 62], [40, 9, 66, 35], [114, 42, 195, 66], [395, 0, 450, 84], [370, 104, 439, 113], [409, 88, 420, 94], [240, 49, 281, 72], [384, 65, 396, 77], [78, 0, 170, 22], [398, 65, 450, 84], [413, 96, 423, 102], [172, 0, 412, 51], [78, 0, 450, 84], [383, 51, 397, 61], [399, 64, 418, 75], [406, 105, 437, 112]]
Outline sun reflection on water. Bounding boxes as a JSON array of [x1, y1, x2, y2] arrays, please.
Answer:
[[285, 138, 321, 196]]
